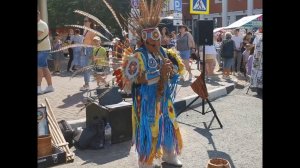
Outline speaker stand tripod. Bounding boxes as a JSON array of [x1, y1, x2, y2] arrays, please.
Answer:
[[180, 43, 223, 128]]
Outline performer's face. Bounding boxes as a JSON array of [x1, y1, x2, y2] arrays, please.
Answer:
[[141, 28, 161, 53]]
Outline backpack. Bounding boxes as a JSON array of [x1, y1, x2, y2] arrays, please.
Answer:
[[220, 39, 234, 58], [74, 118, 105, 150]]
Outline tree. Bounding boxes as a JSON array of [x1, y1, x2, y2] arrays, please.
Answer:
[[47, 0, 130, 39]]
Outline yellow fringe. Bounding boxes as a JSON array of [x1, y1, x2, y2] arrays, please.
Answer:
[[175, 128, 183, 154], [135, 52, 145, 75], [166, 48, 186, 75], [131, 106, 136, 140]]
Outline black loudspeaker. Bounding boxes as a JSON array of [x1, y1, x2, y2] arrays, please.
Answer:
[[195, 20, 214, 45], [96, 86, 123, 106], [86, 102, 132, 144]]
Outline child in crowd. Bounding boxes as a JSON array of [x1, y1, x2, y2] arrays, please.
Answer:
[[92, 36, 109, 87], [242, 44, 251, 76], [246, 46, 255, 76]]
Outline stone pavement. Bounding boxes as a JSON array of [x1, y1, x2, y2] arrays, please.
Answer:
[[38, 57, 248, 123], [54, 88, 262, 168]]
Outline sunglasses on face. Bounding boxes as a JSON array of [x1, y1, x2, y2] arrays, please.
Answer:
[[142, 28, 161, 41]]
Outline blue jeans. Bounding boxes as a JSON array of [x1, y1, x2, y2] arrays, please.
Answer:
[[179, 50, 191, 60], [223, 58, 234, 69], [38, 50, 50, 68], [81, 47, 93, 85], [73, 50, 81, 66]]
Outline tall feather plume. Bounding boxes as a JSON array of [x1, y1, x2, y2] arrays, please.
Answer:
[[49, 44, 96, 53], [119, 13, 130, 31], [65, 24, 110, 41], [102, 0, 123, 31], [74, 10, 113, 37], [70, 65, 96, 79], [129, 0, 164, 37]]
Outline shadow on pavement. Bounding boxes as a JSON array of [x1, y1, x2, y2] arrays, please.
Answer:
[[194, 122, 235, 168], [57, 92, 85, 109], [73, 141, 132, 165], [177, 80, 192, 87], [235, 83, 246, 89], [161, 162, 181, 168], [178, 120, 235, 168], [206, 79, 223, 86]]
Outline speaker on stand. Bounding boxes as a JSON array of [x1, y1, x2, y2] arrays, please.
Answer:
[[181, 20, 223, 128]]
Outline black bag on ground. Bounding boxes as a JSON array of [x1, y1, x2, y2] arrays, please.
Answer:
[[58, 120, 75, 148], [74, 117, 105, 150], [88, 120, 105, 150]]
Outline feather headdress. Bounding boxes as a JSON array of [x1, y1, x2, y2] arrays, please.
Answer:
[[128, 0, 164, 37]]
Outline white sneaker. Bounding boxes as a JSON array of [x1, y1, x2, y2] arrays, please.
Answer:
[[38, 87, 44, 95], [80, 85, 90, 91], [162, 152, 182, 167], [44, 86, 54, 93]]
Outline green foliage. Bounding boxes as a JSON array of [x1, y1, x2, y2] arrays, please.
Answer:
[[47, 0, 130, 38]]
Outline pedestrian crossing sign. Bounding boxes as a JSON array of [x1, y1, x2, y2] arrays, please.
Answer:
[[190, 0, 209, 15]]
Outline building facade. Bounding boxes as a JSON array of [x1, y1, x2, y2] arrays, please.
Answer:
[[205, 0, 262, 27], [162, 0, 262, 28]]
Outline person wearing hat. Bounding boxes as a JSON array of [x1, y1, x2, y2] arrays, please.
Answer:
[[220, 32, 235, 79], [92, 36, 108, 87], [176, 24, 195, 81]]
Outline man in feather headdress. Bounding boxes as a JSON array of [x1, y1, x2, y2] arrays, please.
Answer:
[[115, 0, 185, 167]]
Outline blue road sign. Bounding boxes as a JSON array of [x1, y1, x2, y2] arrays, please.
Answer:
[[174, 0, 182, 12], [190, 0, 210, 14], [131, 0, 139, 9]]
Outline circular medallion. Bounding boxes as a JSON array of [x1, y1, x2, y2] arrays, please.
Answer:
[[151, 29, 160, 41], [125, 56, 140, 80], [148, 57, 157, 69]]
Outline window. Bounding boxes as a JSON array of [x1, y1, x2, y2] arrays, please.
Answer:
[[213, 17, 222, 27], [236, 15, 247, 21], [227, 16, 231, 25]]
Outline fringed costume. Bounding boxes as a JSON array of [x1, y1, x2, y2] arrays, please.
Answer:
[[112, 2, 185, 167]]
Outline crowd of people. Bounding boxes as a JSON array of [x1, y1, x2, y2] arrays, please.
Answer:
[[38, 3, 262, 167], [38, 12, 263, 95], [216, 28, 263, 93]]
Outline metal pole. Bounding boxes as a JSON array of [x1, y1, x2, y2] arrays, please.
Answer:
[[202, 44, 206, 115]]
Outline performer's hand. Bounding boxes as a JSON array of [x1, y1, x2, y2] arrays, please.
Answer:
[[136, 73, 147, 84], [161, 58, 173, 78]]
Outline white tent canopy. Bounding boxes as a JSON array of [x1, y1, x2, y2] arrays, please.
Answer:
[[213, 27, 226, 33], [225, 14, 262, 29]]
